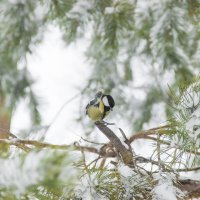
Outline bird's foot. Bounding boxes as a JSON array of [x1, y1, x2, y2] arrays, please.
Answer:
[[95, 121, 115, 126], [101, 120, 115, 126]]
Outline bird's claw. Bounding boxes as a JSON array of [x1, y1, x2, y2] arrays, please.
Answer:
[[95, 120, 115, 126]]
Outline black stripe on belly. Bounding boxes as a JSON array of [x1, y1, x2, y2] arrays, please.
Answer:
[[102, 106, 110, 119]]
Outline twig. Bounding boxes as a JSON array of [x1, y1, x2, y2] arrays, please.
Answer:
[[136, 156, 200, 173], [119, 128, 135, 165], [99, 158, 107, 168], [157, 133, 161, 169], [136, 156, 169, 171], [77, 142, 88, 170], [81, 137, 106, 145], [174, 166, 200, 172], [45, 92, 83, 134], [0, 127, 18, 139]]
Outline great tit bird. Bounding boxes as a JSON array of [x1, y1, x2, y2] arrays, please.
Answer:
[[86, 91, 115, 122]]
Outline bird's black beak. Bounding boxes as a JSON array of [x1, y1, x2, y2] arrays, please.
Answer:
[[95, 91, 103, 99]]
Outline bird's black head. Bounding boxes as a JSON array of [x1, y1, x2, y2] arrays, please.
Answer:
[[106, 95, 115, 108]]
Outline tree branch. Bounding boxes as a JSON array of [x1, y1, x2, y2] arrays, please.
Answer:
[[129, 127, 200, 156], [1, 127, 200, 197], [179, 179, 200, 199], [0, 139, 99, 155], [129, 125, 169, 142], [95, 122, 134, 166]]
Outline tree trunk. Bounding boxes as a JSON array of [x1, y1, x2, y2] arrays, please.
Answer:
[[0, 95, 12, 152]]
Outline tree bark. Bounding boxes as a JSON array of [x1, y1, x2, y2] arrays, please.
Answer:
[[179, 179, 200, 199], [0, 95, 11, 152]]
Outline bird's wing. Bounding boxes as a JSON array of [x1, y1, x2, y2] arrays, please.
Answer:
[[89, 99, 97, 105], [86, 98, 99, 115], [86, 98, 95, 108]]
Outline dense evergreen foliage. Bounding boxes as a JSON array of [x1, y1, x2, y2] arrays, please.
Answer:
[[0, 0, 200, 199]]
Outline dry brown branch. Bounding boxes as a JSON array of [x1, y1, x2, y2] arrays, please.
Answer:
[[179, 179, 200, 199], [99, 143, 116, 157], [95, 122, 134, 166], [81, 136, 106, 145], [129, 125, 169, 143], [119, 128, 134, 154], [3, 125, 200, 158]]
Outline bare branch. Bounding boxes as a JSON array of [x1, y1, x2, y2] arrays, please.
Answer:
[[129, 126, 200, 156], [81, 136, 106, 145], [119, 128, 135, 165], [95, 122, 134, 166], [129, 125, 169, 143]]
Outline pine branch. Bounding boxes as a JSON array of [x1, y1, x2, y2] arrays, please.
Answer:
[[175, 166, 200, 172], [143, 136, 200, 156], [129, 126, 200, 156], [1, 127, 200, 198], [0, 138, 99, 155]]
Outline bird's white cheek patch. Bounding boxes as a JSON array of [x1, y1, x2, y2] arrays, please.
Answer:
[[102, 97, 110, 107]]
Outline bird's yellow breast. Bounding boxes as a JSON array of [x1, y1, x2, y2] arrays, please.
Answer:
[[87, 100, 105, 121], [87, 106, 103, 121]]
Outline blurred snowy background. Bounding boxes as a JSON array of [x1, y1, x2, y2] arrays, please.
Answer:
[[1, 0, 200, 199], [11, 26, 89, 144]]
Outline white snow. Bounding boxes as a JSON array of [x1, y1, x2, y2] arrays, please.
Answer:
[[75, 172, 108, 200], [152, 172, 185, 200], [34, 3, 47, 21], [185, 106, 200, 141], [105, 7, 115, 14], [0, 151, 43, 195], [0, 150, 79, 196], [118, 164, 134, 177], [143, 102, 167, 130], [178, 80, 200, 142], [8, 0, 26, 4], [180, 84, 200, 110], [117, 163, 151, 199], [153, 182, 177, 200], [67, 0, 93, 19]]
